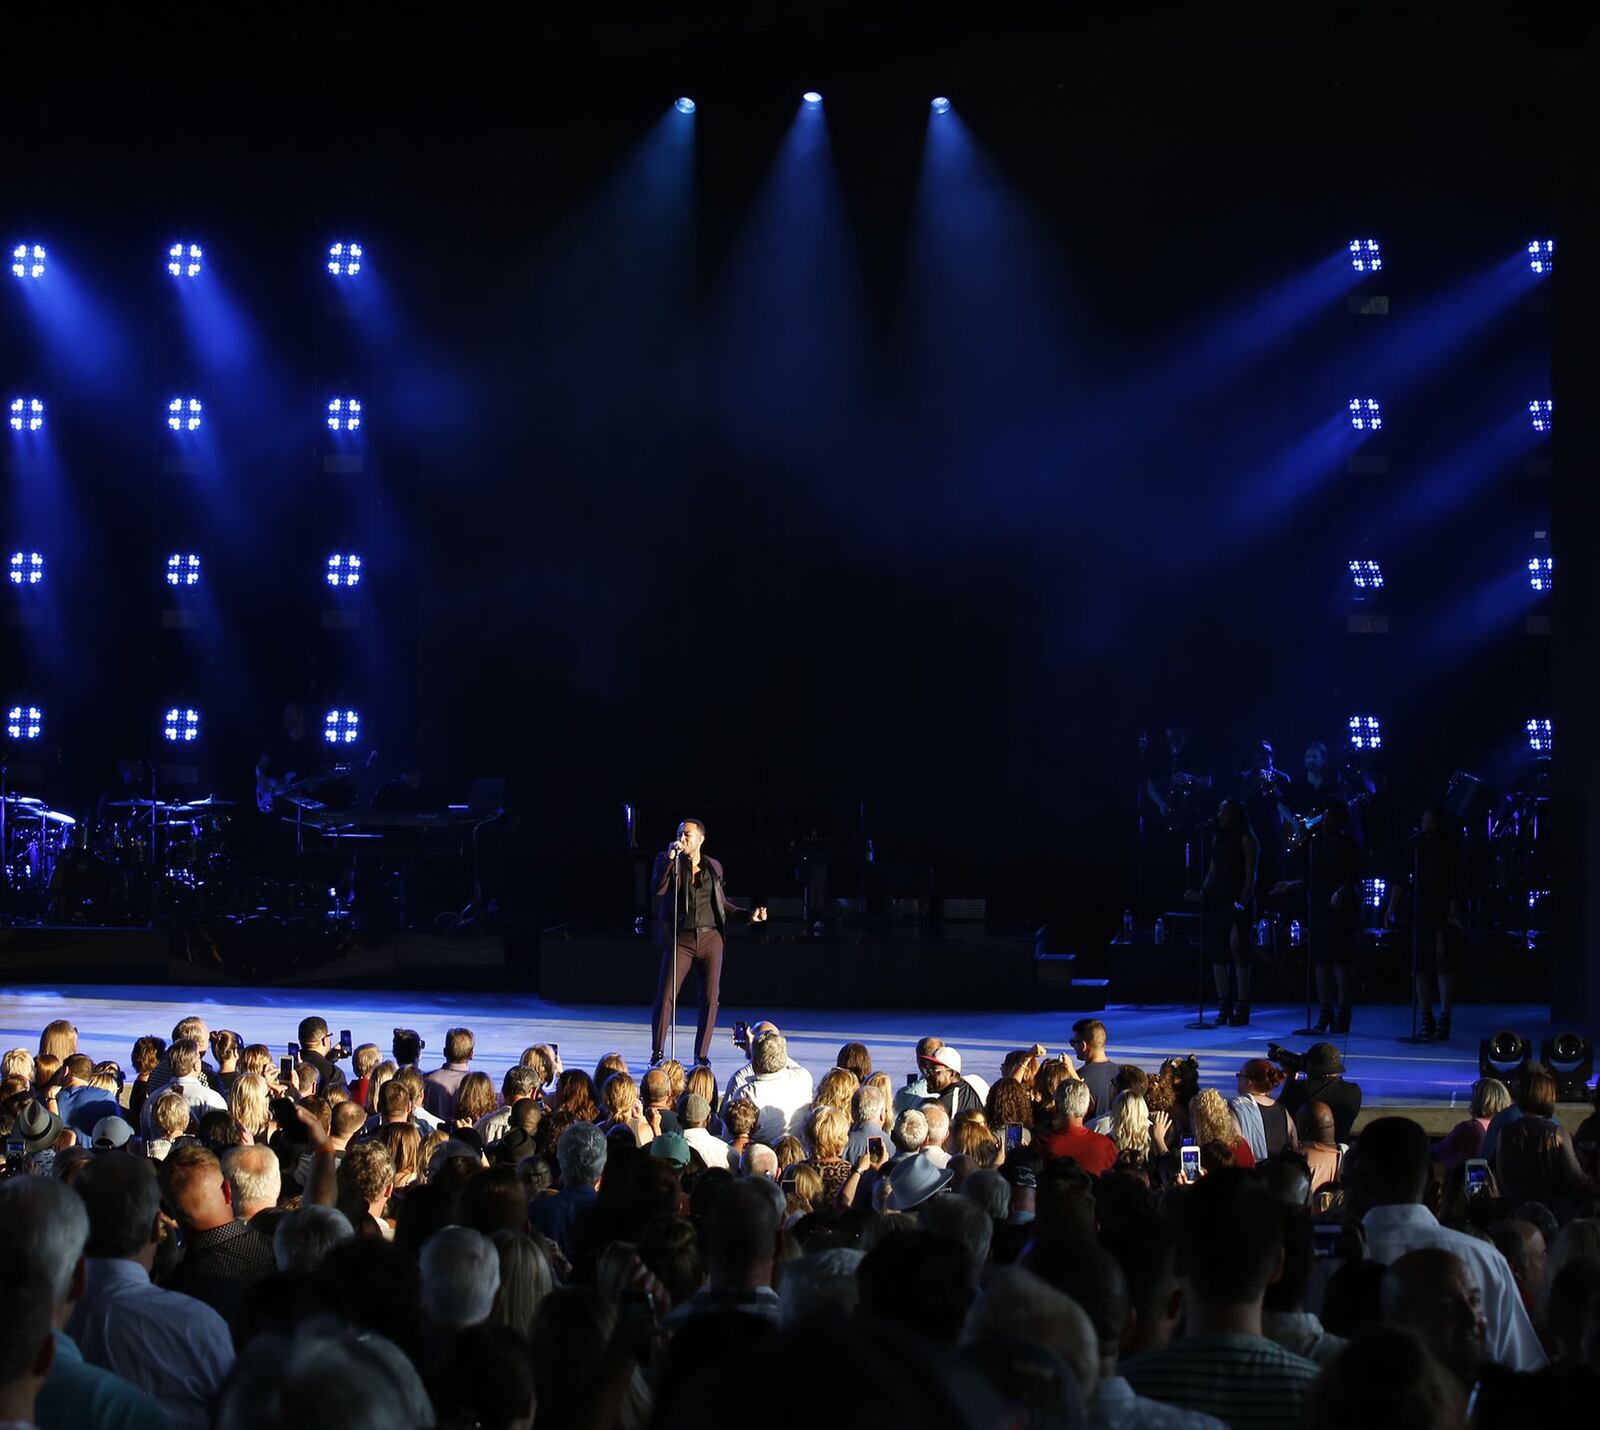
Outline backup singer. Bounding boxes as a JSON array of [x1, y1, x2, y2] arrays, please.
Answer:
[[649, 819, 767, 1066], [1187, 798, 1259, 1027]]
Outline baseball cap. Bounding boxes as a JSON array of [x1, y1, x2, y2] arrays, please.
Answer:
[[91, 1116, 135, 1150], [650, 1133, 692, 1167], [930, 1046, 962, 1074]]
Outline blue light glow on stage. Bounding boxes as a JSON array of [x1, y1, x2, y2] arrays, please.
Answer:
[[166, 553, 201, 587], [167, 397, 203, 432], [324, 709, 361, 744], [931, 97, 952, 114], [674, 97, 696, 115], [167, 242, 203, 278]]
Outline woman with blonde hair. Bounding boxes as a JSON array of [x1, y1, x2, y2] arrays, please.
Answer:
[[952, 1112, 1000, 1163], [1435, 1077, 1512, 1169], [453, 1070, 499, 1126], [365, 1059, 398, 1113], [1190, 1087, 1255, 1167], [228, 1073, 272, 1141], [600, 1072, 648, 1143], [38, 1020, 76, 1061], [804, 1105, 853, 1204], [814, 1068, 859, 1117], [684, 1064, 720, 1124], [418, 1129, 450, 1180], [1111, 1091, 1152, 1158], [377, 1122, 422, 1187], [2, 1049, 35, 1084], [784, 1162, 825, 1220]]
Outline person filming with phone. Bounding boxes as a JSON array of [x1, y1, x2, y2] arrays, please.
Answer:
[[649, 818, 767, 1068]]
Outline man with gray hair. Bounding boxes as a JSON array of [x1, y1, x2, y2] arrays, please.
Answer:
[[1039, 1077, 1117, 1176], [68, 1153, 234, 1429], [273, 1205, 355, 1274], [530, 1121, 606, 1260], [741, 1144, 779, 1179], [724, 1029, 814, 1145], [143, 1038, 225, 1135], [921, 1104, 953, 1169], [223, 1144, 282, 1222], [420, 1227, 502, 1331], [0, 1175, 168, 1430], [844, 1082, 894, 1162]]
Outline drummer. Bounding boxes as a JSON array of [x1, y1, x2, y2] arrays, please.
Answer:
[[95, 756, 150, 828]]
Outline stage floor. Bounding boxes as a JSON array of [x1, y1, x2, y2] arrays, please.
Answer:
[[0, 985, 1558, 1112]]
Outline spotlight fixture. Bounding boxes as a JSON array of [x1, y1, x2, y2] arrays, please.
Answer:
[[323, 708, 361, 745], [327, 241, 363, 277], [4, 705, 42, 741], [1541, 1031, 1594, 1102], [1362, 877, 1387, 910], [930, 96, 952, 115], [1529, 399, 1553, 434], [1347, 558, 1384, 593], [1527, 239, 1555, 275], [326, 553, 363, 588], [1347, 714, 1382, 751], [1348, 238, 1382, 274], [167, 397, 203, 432], [326, 397, 362, 432], [162, 707, 201, 743], [674, 97, 696, 115], [8, 552, 43, 586], [1479, 1028, 1532, 1080], [1348, 397, 1383, 432], [165, 553, 201, 587], [10, 244, 45, 280], [1526, 718, 1553, 755], [7, 398, 44, 433], [167, 242, 203, 278], [1528, 556, 1553, 593], [802, 91, 823, 106]]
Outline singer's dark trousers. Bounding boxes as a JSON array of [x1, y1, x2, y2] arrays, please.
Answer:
[[651, 929, 724, 1062]]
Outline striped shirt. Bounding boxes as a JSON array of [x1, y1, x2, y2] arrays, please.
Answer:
[[1121, 1332, 1320, 1430]]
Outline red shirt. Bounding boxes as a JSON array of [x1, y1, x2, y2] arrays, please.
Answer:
[[1038, 1123, 1119, 1176]]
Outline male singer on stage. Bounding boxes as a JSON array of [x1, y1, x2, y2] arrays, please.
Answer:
[[650, 819, 767, 1067]]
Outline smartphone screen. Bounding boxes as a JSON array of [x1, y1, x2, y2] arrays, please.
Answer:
[[339, 1029, 352, 1053], [733, 1022, 749, 1046], [551, 1042, 559, 1057], [1465, 1159, 1489, 1196], [5, 1135, 24, 1162], [905, 1073, 918, 1087], [1180, 1142, 1200, 1181], [1005, 1122, 1024, 1150], [1312, 1222, 1343, 1258], [288, 1041, 299, 1059], [868, 1136, 886, 1160], [279, 1056, 294, 1081]]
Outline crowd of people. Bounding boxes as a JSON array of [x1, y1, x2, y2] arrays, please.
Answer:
[[1, 1011, 1599, 1429]]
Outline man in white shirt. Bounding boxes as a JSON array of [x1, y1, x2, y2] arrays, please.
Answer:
[[723, 1030, 813, 1146], [1351, 1116, 1545, 1371], [144, 1040, 225, 1136], [679, 1093, 730, 1169], [67, 1152, 235, 1430]]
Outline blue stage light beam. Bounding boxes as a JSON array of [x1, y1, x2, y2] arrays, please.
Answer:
[[1528, 555, 1554, 593], [1348, 715, 1382, 751], [1348, 238, 1382, 273], [802, 91, 823, 106], [5, 705, 42, 741], [7, 398, 44, 433], [674, 97, 696, 115], [930, 97, 952, 114], [167, 397, 203, 432], [325, 553, 362, 588], [165, 553, 201, 587], [10, 244, 45, 280], [1526, 718, 1553, 754], [1529, 399, 1553, 433], [163, 707, 201, 743], [323, 709, 361, 745], [167, 242, 203, 278], [8, 553, 43, 586], [1527, 239, 1555, 274]]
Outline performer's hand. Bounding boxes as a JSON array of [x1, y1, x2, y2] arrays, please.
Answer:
[[751, 906, 768, 923]]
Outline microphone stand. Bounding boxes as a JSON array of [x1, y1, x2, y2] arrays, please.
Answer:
[[1399, 835, 1425, 1044], [1296, 835, 1318, 1036], [668, 850, 682, 1065]]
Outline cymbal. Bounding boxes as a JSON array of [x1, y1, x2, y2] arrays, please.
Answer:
[[1, 795, 43, 807]]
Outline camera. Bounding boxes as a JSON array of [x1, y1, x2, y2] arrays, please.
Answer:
[[1266, 1042, 1306, 1074]]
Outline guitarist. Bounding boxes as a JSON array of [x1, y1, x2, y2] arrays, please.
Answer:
[[254, 702, 315, 813], [649, 818, 768, 1068]]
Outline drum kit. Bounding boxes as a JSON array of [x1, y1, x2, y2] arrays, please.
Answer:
[[0, 790, 238, 923]]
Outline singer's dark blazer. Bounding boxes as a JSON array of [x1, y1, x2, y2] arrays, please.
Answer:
[[650, 853, 754, 945]]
